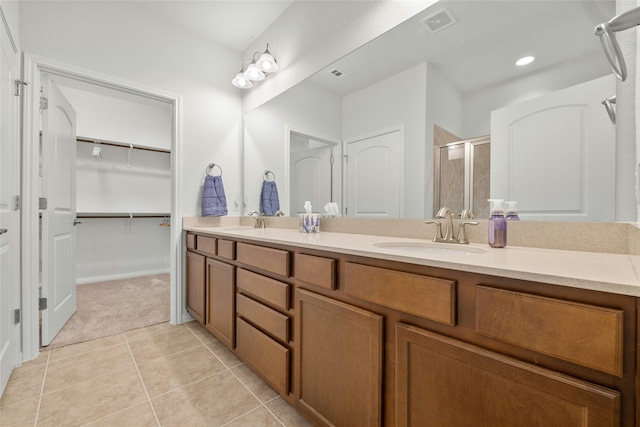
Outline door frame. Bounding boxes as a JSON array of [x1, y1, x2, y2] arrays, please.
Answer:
[[285, 126, 342, 216], [21, 54, 183, 361]]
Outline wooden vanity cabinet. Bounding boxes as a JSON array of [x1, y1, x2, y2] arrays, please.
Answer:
[[185, 246, 205, 324], [295, 288, 383, 427], [396, 323, 620, 427], [185, 232, 637, 426], [205, 258, 235, 348]]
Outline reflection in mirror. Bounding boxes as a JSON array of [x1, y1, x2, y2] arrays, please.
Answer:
[[243, 0, 617, 220]]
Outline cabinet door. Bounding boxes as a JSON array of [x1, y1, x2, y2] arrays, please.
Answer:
[[205, 258, 235, 349], [295, 289, 383, 427], [396, 323, 620, 427], [185, 251, 205, 324]]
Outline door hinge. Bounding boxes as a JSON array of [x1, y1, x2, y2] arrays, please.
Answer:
[[14, 195, 21, 210], [39, 197, 47, 210], [40, 96, 48, 112], [39, 298, 48, 311], [15, 80, 27, 96], [14, 309, 20, 324], [344, 155, 348, 164]]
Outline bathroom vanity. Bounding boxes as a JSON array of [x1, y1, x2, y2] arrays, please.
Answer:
[[184, 225, 639, 426]]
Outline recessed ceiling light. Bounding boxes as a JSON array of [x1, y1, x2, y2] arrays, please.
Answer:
[[515, 56, 535, 66]]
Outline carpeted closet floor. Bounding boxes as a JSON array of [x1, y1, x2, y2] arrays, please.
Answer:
[[43, 273, 170, 350]]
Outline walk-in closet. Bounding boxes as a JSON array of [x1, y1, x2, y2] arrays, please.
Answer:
[[44, 76, 173, 349]]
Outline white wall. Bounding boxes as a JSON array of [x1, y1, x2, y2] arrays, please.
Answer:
[[244, 80, 342, 216], [58, 83, 172, 150], [343, 63, 427, 218], [425, 63, 464, 217], [463, 51, 611, 138], [19, 1, 243, 217], [0, 2, 19, 49]]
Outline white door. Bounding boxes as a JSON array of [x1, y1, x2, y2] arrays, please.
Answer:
[[290, 145, 333, 215], [491, 75, 615, 221], [40, 75, 77, 346], [345, 128, 403, 218], [0, 15, 20, 395]]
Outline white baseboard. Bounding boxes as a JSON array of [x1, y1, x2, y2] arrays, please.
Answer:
[[76, 268, 170, 285]]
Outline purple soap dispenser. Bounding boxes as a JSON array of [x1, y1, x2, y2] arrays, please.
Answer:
[[487, 199, 507, 248]]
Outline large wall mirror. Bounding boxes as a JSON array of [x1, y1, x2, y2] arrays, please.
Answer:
[[243, 0, 618, 221]]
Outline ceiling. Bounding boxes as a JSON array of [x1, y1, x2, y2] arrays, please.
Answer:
[[308, 0, 616, 96], [132, 0, 294, 52]]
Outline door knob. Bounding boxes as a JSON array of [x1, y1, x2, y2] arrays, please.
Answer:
[[73, 220, 82, 226], [0, 228, 7, 234]]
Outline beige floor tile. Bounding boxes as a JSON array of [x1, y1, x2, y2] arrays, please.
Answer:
[[223, 406, 284, 427], [44, 343, 134, 394], [37, 367, 147, 427], [231, 364, 279, 403], [129, 327, 202, 364], [83, 401, 158, 427], [266, 397, 314, 427], [138, 345, 225, 398], [21, 351, 49, 368], [124, 322, 185, 343], [127, 326, 201, 365], [0, 396, 39, 427], [0, 364, 45, 407], [185, 322, 217, 343], [206, 340, 243, 368], [47, 334, 125, 362], [152, 370, 261, 426]]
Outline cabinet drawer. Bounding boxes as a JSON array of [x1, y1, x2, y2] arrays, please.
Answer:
[[236, 317, 290, 396], [186, 233, 196, 250], [217, 239, 235, 260], [344, 262, 456, 326], [237, 242, 290, 277], [237, 293, 290, 343], [475, 286, 624, 376], [296, 253, 336, 290], [237, 268, 290, 311], [196, 235, 217, 255]]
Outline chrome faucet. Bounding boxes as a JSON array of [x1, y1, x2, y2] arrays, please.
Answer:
[[248, 210, 265, 229], [425, 207, 479, 244]]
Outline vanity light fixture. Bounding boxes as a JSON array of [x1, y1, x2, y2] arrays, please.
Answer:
[[515, 56, 535, 66], [232, 43, 278, 89]]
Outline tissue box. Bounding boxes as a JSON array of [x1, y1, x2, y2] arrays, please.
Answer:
[[299, 213, 320, 233]]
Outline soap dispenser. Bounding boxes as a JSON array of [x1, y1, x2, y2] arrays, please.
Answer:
[[505, 201, 520, 220], [487, 199, 507, 248]]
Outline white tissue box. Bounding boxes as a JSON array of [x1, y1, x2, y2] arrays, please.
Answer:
[[299, 213, 320, 233]]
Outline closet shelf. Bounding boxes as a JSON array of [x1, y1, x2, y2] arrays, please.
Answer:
[[76, 213, 170, 219], [77, 137, 171, 154]]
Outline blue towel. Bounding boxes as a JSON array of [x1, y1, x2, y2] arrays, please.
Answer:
[[202, 175, 228, 216], [260, 180, 280, 216]]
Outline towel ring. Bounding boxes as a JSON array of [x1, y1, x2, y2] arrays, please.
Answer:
[[264, 170, 276, 181], [206, 163, 223, 176]]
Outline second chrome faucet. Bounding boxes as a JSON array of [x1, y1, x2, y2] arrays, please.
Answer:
[[425, 207, 479, 244]]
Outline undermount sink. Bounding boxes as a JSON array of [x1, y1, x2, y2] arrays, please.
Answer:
[[373, 241, 487, 255]]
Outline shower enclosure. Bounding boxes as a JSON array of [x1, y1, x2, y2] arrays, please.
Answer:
[[433, 136, 490, 219]]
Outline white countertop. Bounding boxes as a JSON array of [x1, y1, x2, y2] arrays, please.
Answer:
[[184, 225, 640, 297]]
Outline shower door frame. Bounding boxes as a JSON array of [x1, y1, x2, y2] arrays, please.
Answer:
[[433, 135, 490, 218]]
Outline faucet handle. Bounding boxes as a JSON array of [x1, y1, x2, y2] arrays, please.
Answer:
[[460, 209, 474, 219], [424, 220, 444, 242], [457, 221, 479, 244]]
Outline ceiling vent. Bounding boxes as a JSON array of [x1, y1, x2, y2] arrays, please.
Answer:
[[328, 68, 348, 79], [420, 8, 456, 34]]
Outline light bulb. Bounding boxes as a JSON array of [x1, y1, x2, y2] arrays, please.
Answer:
[[243, 63, 265, 81], [232, 72, 253, 89]]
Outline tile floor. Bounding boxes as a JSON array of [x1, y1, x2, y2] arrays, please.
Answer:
[[0, 321, 313, 427]]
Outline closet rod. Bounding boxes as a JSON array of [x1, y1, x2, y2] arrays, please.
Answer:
[[76, 213, 170, 219], [77, 137, 171, 154]]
